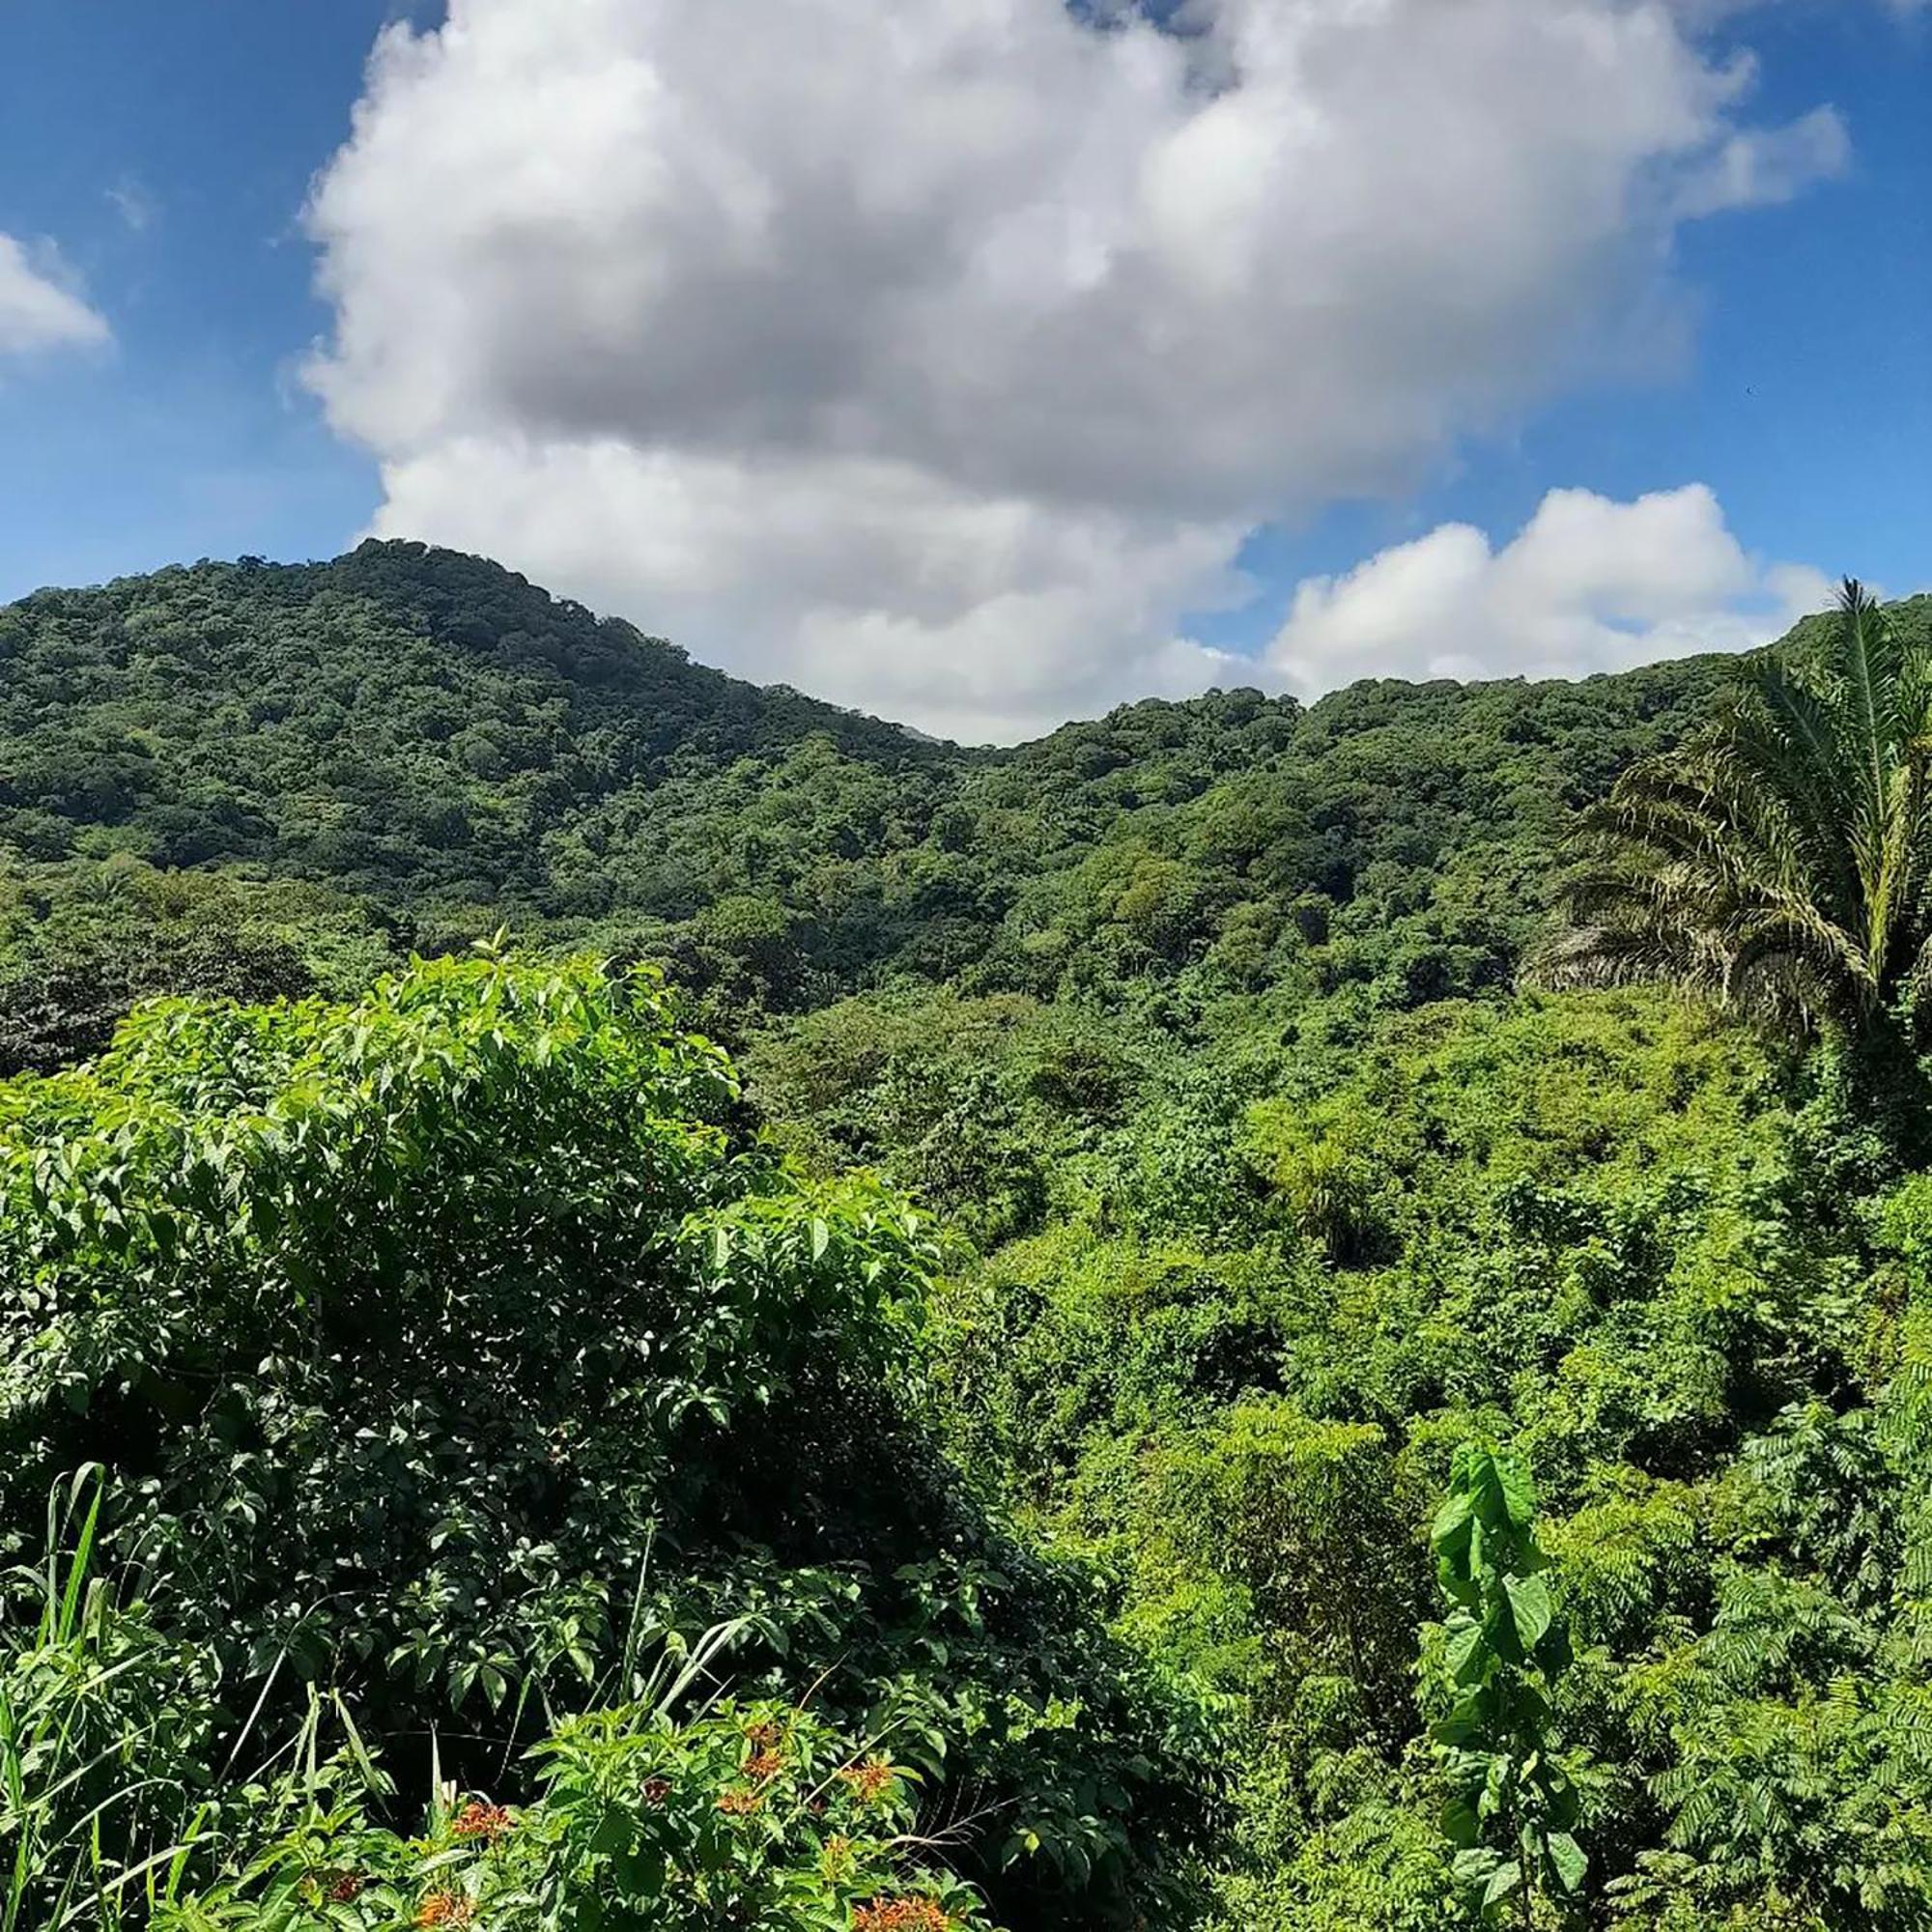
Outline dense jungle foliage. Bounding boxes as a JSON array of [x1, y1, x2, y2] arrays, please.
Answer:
[[5, 542, 1932, 1928]]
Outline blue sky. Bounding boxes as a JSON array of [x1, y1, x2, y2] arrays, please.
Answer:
[[0, 1, 397, 592], [0, 0, 1927, 737]]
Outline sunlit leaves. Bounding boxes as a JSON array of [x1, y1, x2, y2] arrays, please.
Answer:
[[1429, 1443, 1587, 1925], [156, 1693, 1002, 1931], [0, 955, 1215, 1923]]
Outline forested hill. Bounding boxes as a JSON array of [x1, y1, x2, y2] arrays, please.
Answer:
[[14, 545, 1932, 1928], [0, 536, 1831, 1059], [0, 540, 954, 898]]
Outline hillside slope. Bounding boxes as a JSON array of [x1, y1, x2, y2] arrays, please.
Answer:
[[0, 541, 953, 899], [5, 539, 1867, 1041]]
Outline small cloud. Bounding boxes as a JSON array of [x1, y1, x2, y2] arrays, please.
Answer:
[[1674, 107, 1851, 219], [0, 234, 110, 357], [1269, 485, 1828, 696], [105, 178, 158, 234]]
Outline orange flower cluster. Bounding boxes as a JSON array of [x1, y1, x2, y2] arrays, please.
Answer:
[[415, 1892, 476, 1928], [838, 1758, 898, 1804], [745, 1747, 786, 1780], [452, 1801, 514, 1842], [315, 1869, 364, 1903], [716, 1787, 765, 1816], [851, 1897, 953, 1932], [744, 1719, 784, 1750]]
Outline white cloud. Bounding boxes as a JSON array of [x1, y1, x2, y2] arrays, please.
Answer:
[[1673, 105, 1850, 217], [0, 234, 109, 356], [105, 179, 158, 234], [374, 436, 1251, 742], [1269, 485, 1833, 696], [308, 0, 1858, 739]]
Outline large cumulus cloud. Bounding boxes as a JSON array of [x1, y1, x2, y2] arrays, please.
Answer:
[[307, 0, 1853, 739]]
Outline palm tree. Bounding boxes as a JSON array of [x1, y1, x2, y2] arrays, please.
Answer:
[[1535, 581, 1932, 1059]]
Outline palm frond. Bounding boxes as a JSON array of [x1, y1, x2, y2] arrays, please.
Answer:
[[1835, 578, 1899, 838], [1532, 582, 1932, 1046]]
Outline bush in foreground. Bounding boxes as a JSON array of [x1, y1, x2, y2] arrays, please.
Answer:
[[0, 955, 1218, 1925]]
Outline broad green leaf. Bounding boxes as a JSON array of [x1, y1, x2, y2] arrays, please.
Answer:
[[1432, 1490, 1475, 1551], [1547, 1830, 1588, 1896], [1496, 1454, 1535, 1529], [1502, 1572, 1553, 1654], [1445, 1620, 1486, 1685], [1481, 1859, 1523, 1909], [1440, 1794, 1482, 1849]]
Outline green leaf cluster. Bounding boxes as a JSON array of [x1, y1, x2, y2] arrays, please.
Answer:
[[0, 956, 1219, 1927], [1430, 1443, 1586, 1924]]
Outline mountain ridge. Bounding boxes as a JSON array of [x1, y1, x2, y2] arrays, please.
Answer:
[[11, 534, 1845, 758], [1, 539, 1924, 1067]]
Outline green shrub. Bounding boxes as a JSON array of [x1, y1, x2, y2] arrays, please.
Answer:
[[0, 956, 1218, 1925], [159, 1625, 1003, 1932]]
